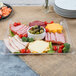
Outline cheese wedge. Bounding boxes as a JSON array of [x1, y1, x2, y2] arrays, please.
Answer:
[[28, 40, 49, 53]]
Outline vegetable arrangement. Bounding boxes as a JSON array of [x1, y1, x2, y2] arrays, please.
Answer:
[[4, 20, 71, 54]]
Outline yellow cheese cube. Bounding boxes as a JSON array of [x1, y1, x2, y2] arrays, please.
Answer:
[[46, 23, 63, 33]]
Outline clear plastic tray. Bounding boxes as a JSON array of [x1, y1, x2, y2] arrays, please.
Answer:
[[3, 18, 74, 55]]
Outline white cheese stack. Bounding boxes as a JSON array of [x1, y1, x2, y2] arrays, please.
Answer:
[[28, 40, 49, 53]]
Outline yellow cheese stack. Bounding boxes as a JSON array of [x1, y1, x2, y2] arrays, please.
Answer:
[[46, 23, 63, 33]]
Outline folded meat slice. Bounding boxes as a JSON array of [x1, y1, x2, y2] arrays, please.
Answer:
[[9, 37, 19, 51], [55, 32, 65, 44], [11, 37, 25, 50], [45, 32, 56, 43], [14, 35, 29, 47], [50, 33, 56, 43], [10, 24, 24, 34], [29, 20, 46, 27], [17, 26, 29, 35], [45, 33, 48, 42], [22, 26, 29, 35], [4, 39, 19, 53]]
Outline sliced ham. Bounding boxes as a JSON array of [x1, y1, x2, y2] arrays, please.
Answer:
[[50, 33, 56, 43], [55, 32, 65, 44], [10, 24, 24, 34], [45, 32, 65, 44], [4, 39, 19, 53], [17, 26, 28, 35], [10, 24, 29, 35], [45, 33, 51, 42], [45, 32, 56, 43], [45, 33, 48, 42], [22, 26, 29, 35]]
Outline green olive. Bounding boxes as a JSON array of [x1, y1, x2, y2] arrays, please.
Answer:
[[29, 30, 31, 33], [34, 25, 38, 29], [36, 32, 40, 34], [40, 30, 44, 33]]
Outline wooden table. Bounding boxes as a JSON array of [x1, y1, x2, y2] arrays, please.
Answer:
[[0, 6, 76, 76]]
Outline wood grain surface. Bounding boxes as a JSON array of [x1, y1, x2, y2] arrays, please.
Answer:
[[0, 6, 76, 76]]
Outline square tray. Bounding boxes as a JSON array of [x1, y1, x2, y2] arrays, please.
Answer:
[[3, 18, 74, 55]]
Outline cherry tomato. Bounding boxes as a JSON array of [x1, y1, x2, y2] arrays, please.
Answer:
[[44, 21, 48, 25], [58, 48, 62, 53], [26, 49, 31, 53], [17, 22, 21, 25], [50, 21, 54, 24], [23, 34, 28, 37], [14, 22, 17, 26], [20, 49, 26, 53], [0, 15, 2, 19], [59, 45, 64, 49], [19, 34, 23, 38], [45, 28, 49, 32], [53, 46, 58, 51]]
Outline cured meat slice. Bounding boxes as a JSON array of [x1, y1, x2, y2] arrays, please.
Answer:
[[45, 32, 56, 43], [10, 24, 24, 34], [29, 21, 46, 27], [47, 32, 51, 41], [9, 37, 19, 51], [45, 33, 51, 42], [45, 33, 48, 42], [11, 37, 25, 50], [22, 26, 29, 35], [4, 39, 19, 53], [14, 35, 29, 47], [50, 33, 56, 43], [17, 26, 29, 35], [55, 32, 65, 44]]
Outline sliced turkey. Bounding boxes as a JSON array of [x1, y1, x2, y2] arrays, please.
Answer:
[[4, 39, 19, 53], [14, 35, 29, 47]]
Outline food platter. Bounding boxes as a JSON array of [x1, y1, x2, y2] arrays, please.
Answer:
[[3, 19, 74, 55], [0, 2, 13, 20]]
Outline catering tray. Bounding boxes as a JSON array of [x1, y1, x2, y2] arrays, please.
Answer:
[[3, 19, 74, 55]]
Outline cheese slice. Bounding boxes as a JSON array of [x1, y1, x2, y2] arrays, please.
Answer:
[[28, 40, 49, 53]]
